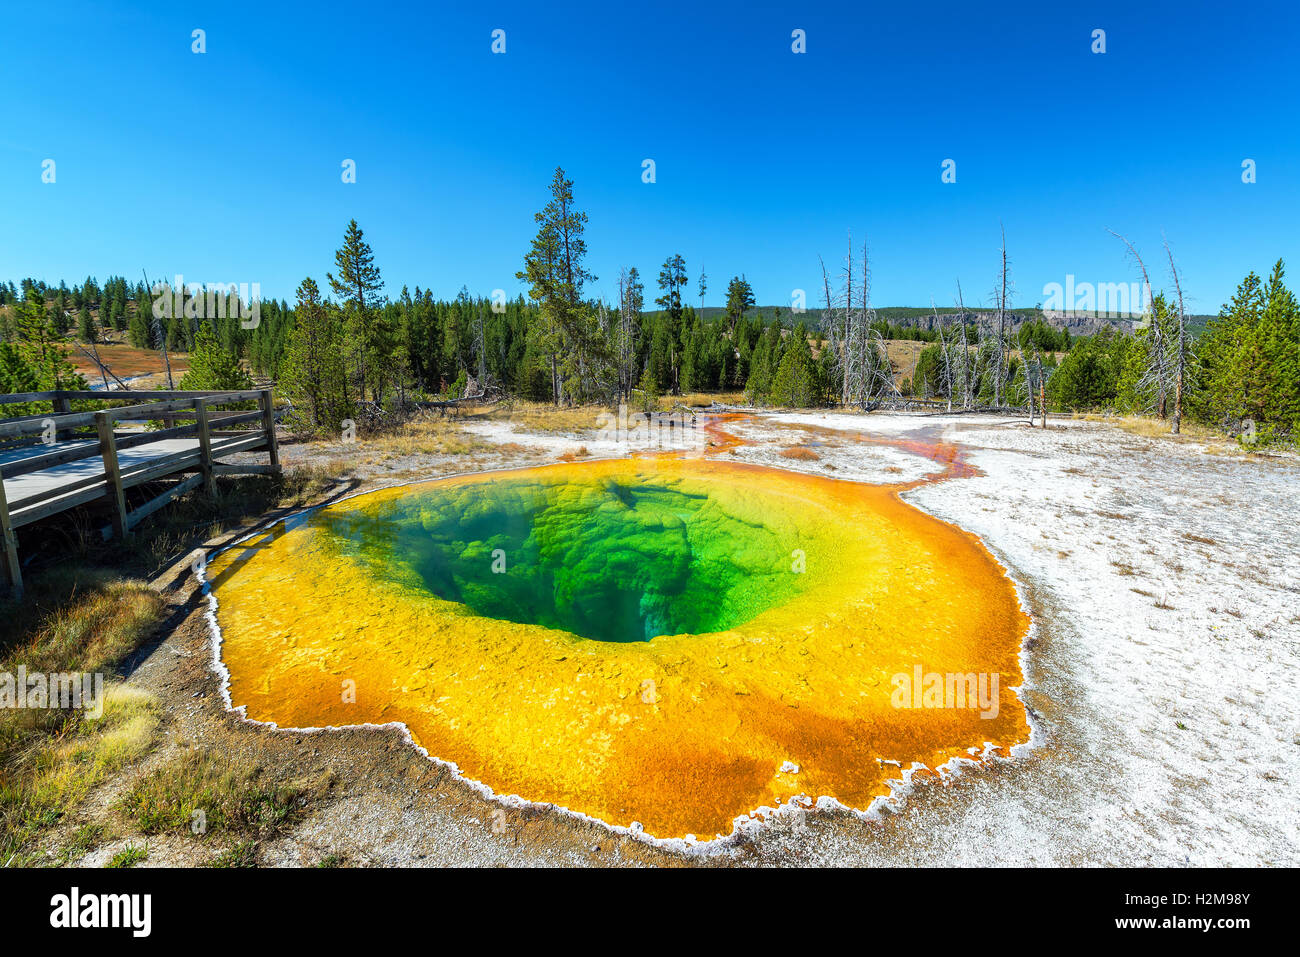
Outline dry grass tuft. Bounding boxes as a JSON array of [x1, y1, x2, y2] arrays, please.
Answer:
[[120, 749, 329, 840], [2, 683, 162, 866], [0, 574, 166, 865], [669, 392, 745, 409], [487, 402, 604, 433], [361, 417, 489, 457], [2, 580, 165, 677], [779, 446, 820, 461], [1099, 415, 1221, 442]]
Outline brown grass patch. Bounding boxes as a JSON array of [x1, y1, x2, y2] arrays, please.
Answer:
[[1102, 415, 1220, 442], [779, 446, 820, 461], [67, 341, 191, 381], [487, 401, 604, 433], [668, 392, 746, 409], [360, 417, 489, 457]]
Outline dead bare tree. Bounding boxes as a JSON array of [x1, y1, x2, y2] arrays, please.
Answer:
[[73, 340, 128, 391], [841, 233, 854, 406], [616, 267, 643, 402], [813, 232, 916, 408], [143, 269, 174, 389], [1040, 363, 1048, 429], [846, 238, 879, 407], [953, 282, 981, 409], [990, 225, 1013, 408], [1163, 235, 1192, 435], [819, 255, 839, 392], [1024, 356, 1036, 423], [820, 234, 858, 407], [932, 299, 955, 410], [821, 235, 880, 409], [1020, 345, 1050, 427], [1109, 229, 1167, 418], [1014, 345, 1035, 422], [862, 326, 901, 407], [842, 241, 897, 408]]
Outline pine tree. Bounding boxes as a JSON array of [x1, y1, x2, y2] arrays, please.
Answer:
[[50, 295, 71, 336], [1195, 260, 1300, 438], [178, 325, 253, 391], [770, 323, 819, 407], [654, 254, 688, 393], [614, 267, 644, 401], [280, 277, 352, 433], [128, 303, 153, 348], [724, 276, 755, 335], [0, 342, 40, 395], [1255, 260, 1300, 434], [327, 219, 386, 405], [12, 296, 86, 393], [517, 167, 607, 405], [78, 304, 96, 343], [745, 323, 780, 402], [636, 363, 660, 413]]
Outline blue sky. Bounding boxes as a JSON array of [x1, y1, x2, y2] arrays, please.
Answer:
[[2, 0, 1297, 313]]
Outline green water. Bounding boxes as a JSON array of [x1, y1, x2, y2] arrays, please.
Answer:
[[314, 473, 811, 642]]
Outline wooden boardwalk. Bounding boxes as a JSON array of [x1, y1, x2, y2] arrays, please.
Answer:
[[1, 389, 280, 596]]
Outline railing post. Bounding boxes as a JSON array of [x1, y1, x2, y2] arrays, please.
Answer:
[[95, 411, 130, 540], [0, 476, 22, 597], [260, 389, 281, 474], [52, 394, 73, 442], [194, 398, 216, 497]]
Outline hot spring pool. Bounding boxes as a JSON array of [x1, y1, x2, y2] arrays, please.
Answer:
[[205, 457, 1029, 841], [316, 470, 820, 644]]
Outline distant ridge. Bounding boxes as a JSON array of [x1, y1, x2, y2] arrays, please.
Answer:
[[690, 305, 1214, 336]]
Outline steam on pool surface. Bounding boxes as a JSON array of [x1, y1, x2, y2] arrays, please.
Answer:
[[206, 456, 1030, 841]]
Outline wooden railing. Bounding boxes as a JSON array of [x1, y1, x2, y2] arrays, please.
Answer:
[[0, 389, 280, 597]]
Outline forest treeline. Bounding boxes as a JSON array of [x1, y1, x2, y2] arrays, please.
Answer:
[[1, 167, 1296, 441]]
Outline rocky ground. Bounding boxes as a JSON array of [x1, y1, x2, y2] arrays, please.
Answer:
[[54, 407, 1300, 867]]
